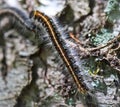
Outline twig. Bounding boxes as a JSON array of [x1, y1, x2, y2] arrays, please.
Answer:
[[87, 34, 120, 52]]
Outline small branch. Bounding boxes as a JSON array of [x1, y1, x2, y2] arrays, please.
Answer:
[[87, 34, 120, 52]]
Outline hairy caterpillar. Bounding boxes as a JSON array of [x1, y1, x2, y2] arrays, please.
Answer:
[[0, 7, 93, 93], [30, 10, 93, 93]]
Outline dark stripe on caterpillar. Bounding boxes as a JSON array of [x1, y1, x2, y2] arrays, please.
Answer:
[[30, 10, 91, 93]]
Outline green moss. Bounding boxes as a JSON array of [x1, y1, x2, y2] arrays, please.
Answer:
[[90, 28, 115, 46], [104, 0, 120, 22]]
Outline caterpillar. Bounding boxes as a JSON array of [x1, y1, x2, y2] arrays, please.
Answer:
[[30, 10, 93, 94], [0, 7, 93, 93]]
